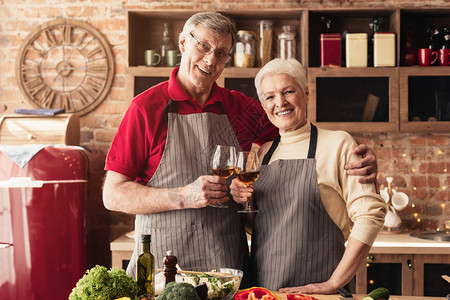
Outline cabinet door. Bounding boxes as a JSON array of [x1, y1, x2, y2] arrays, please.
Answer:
[[413, 254, 450, 297], [356, 253, 413, 295], [308, 67, 399, 132], [220, 68, 260, 101], [399, 67, 450, 132]]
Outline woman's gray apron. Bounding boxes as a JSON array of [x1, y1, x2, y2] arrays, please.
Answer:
[[127, 99, 248, 277], [251, 124, 354, 292]]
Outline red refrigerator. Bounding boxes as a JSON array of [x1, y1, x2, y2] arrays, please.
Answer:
[[0, 146, 88, 300]]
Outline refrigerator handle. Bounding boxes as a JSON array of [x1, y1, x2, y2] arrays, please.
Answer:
[[0, 243, 12, 249], [0, 177, 87, 188]]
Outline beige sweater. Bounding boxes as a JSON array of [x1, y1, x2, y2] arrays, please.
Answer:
[[259, 122, 386, 246]]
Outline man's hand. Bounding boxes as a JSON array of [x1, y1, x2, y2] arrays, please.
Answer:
[[176, 175, 229, 208], [345, 144, 378, 186]]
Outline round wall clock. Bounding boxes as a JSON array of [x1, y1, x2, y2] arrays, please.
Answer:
[[16, 18, 114, 115]]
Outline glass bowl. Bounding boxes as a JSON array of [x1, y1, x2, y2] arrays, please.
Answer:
[[175, 267, 243, 300]]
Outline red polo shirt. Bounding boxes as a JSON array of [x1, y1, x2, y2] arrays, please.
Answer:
[[105, 67, 278, 185]]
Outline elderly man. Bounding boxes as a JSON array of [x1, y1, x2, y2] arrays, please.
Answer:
[[102, 12, 378, 280]]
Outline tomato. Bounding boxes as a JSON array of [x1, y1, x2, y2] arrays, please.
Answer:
[[234, 287, 280, 300], [286, 294, 318, 300]]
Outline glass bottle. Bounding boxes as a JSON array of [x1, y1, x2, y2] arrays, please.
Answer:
[[426, 25, 437, 50], [256, 20, 273, 67], [278, 25, 296, 60], [234, 30, 255, 68], [320, 16, 331, 34], [136, 234, 155, 297], [442, 25, 450, 49], [368, 16, 378, 67], [159, 23, 175, 67]]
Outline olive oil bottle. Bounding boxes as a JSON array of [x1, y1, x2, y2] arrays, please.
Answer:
[[136, 234, 155, 297]]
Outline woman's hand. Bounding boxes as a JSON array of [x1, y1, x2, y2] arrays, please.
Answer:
[[279, 280, 338, 295], [230, 178, 254, 205], [179, 175, 229, 208], [345, 144, 378, 185]]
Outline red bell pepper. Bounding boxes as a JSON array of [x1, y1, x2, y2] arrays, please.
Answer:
[[286, 294, 318, 300], [234, 287, 280, 300]]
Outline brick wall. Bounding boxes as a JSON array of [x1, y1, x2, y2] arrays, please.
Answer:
[[0, 0, 448, 269]]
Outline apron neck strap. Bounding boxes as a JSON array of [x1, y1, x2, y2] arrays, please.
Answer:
[[262, 123, 318, 165], [262, 135, 280, 165], [163, 99, 176, 124], [307, 123, 318, 159], [163, 99, 226, 124]]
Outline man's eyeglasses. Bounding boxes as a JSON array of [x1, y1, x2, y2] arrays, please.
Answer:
[[189, 32, 232, 64]]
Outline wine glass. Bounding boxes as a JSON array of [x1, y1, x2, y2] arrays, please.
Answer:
[[210, 145, 237, 208], [236, 151, 260, 213]]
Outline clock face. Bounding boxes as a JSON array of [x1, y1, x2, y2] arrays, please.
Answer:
[[16, 19, 114, 115]]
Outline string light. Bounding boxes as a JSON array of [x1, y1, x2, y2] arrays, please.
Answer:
[[369, 280, 374, 285], [412, 204, 415, 208], [411, 168, 416, 173], [444, 168, 448, 173], [413, 186, 417, 190], [414, 213, 419, 218], [441, 204, 446, 208], [417, 218, 421, 223], [442, 186, 447, 190], [437, 150, 443, 155]]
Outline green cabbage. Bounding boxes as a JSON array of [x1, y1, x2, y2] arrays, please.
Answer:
[[69, 265, 138, 300]]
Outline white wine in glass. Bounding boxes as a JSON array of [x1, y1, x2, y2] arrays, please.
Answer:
[[236, 151, 260, 213], [210, 145, 237, 208]]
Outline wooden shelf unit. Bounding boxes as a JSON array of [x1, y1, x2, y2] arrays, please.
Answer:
[[126, 7, 450, 133]]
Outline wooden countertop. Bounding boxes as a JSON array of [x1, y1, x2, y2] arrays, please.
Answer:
[[111, 232, 450, 255], [272, 293, 446, 299]]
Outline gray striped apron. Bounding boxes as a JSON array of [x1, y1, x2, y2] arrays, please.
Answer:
[[251, 124, 353, 291], [127, 99, 248, 279]]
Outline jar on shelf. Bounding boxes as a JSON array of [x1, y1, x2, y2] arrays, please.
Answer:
[[159, 23, 175, 67], [256, 20, 273, 67], [234, 30, 255, 68], [278, 25, 296, 60]]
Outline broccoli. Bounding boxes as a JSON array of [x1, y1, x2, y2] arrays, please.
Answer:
[[69, 265, 138, 300], [156, 281, 201, 300]]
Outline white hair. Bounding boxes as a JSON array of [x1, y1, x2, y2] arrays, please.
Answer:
[[179, 12, 236, 46], [255, 58, 307, 101]]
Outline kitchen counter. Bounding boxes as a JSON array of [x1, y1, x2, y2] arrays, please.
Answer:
[[110, 232, 450, 262], [272, 293, 447, 299], [111, 232, 449, 297], [370, 231, 450, 254]]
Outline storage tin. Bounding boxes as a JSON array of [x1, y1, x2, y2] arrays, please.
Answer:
[[374, 32, 396, 67], [346, 33, 368, 67], [320, 33, 341, 67]]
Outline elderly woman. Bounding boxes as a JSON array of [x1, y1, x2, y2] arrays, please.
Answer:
[[230, 59, 386, 294]]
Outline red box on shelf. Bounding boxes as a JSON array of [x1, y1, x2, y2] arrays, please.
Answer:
[[320, 33, 341, 67]]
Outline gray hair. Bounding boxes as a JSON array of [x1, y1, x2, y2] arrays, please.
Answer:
[[255, 58, 308, 101], [179, 12, 236, 47]]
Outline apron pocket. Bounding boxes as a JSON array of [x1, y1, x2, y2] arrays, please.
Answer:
[[144, 224, 208, 268]]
